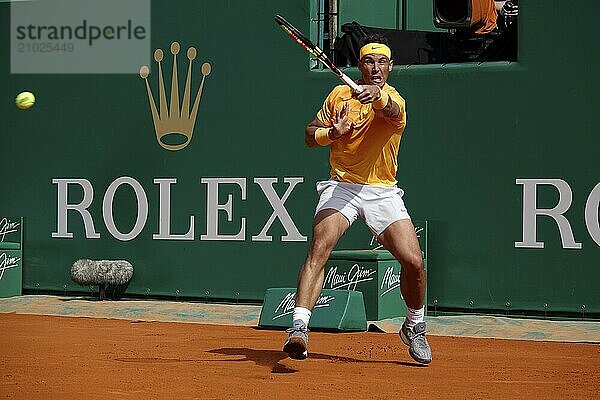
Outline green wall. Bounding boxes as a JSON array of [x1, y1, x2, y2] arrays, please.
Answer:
[[2, 1, 599, 317], [339, 0, 401, 29]]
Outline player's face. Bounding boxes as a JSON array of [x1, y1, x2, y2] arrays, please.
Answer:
[[359, 54, 393, 87]]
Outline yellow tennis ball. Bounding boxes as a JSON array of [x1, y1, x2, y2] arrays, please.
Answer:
[[16, 91, 35, 110]]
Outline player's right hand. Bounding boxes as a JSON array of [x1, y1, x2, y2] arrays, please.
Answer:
[[354, 85, 381, 104]]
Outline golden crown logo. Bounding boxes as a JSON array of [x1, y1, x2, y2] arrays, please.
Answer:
[[140, 42, 211, 151]]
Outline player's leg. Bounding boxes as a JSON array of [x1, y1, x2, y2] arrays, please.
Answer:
[[283, 209, 350, 360], [284, 180, 360, 359], [378, 219, 425, 310], [378, 219, 432, 364], [296, 209, 350, 309]]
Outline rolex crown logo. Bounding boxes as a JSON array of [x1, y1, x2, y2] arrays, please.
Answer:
[[140, 42, 211, 151]]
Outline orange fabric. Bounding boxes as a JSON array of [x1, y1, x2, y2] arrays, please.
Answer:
[[315, 84, 406, 186], [471, 0, 497, 34]]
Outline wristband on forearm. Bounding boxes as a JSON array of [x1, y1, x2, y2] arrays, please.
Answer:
[[372, 89, 390, 110], [315, 127, 334, 146]]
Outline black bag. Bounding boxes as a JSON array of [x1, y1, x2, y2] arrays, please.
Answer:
[[334, 21, 516, 66], [334, 22, 451, 67]]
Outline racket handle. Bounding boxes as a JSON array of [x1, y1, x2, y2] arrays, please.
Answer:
[[340, 73, 364, 93]]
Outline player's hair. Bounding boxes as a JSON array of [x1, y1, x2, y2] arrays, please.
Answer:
[[359, 33, 389, 48]]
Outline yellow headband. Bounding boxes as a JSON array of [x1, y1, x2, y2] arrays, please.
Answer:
[[359, 43, 391, 60]]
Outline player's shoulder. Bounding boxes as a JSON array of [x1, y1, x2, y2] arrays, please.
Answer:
[[330, 84, 352, 96], [325, 84, 352, 102]]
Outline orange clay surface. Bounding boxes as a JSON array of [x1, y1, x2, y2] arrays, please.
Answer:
[[1, 313, 599, 400]]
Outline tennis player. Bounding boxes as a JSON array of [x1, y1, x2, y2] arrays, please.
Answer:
[[283, 34, 432, 364]]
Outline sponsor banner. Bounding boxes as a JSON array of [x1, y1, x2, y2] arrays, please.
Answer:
[[515, 179, 600, 249], [323, 263, 402, 298], [0, 250, 22, 297], [0, 252, 21, 281], [0, 217, 21, 246], [258, 288, 367, 331], [324, 256, 405, 321]]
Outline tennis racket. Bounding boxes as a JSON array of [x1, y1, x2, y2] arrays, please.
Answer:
[[274, 14, 364, 93]]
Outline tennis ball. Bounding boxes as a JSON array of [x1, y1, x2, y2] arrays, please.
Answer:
[[15, 91, 35, 110]]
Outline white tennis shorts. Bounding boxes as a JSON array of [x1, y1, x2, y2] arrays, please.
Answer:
[[314, 179, 411, 237]]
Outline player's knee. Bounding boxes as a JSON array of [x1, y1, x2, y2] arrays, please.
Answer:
[[307, 238, 334, 266], [402, 252, 423, 272]]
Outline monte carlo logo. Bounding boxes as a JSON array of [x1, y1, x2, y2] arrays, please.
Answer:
[[140, 41, 211, 151]]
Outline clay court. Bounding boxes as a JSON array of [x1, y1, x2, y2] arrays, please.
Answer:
[[2, 1, 599, 399], [1, 311, 599, 400]]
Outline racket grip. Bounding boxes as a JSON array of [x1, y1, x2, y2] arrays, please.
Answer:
[[340, 73, 364, 93]]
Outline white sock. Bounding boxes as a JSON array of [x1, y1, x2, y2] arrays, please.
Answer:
[[292, 307, 312, 326], [405, 306, 425, 330]]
